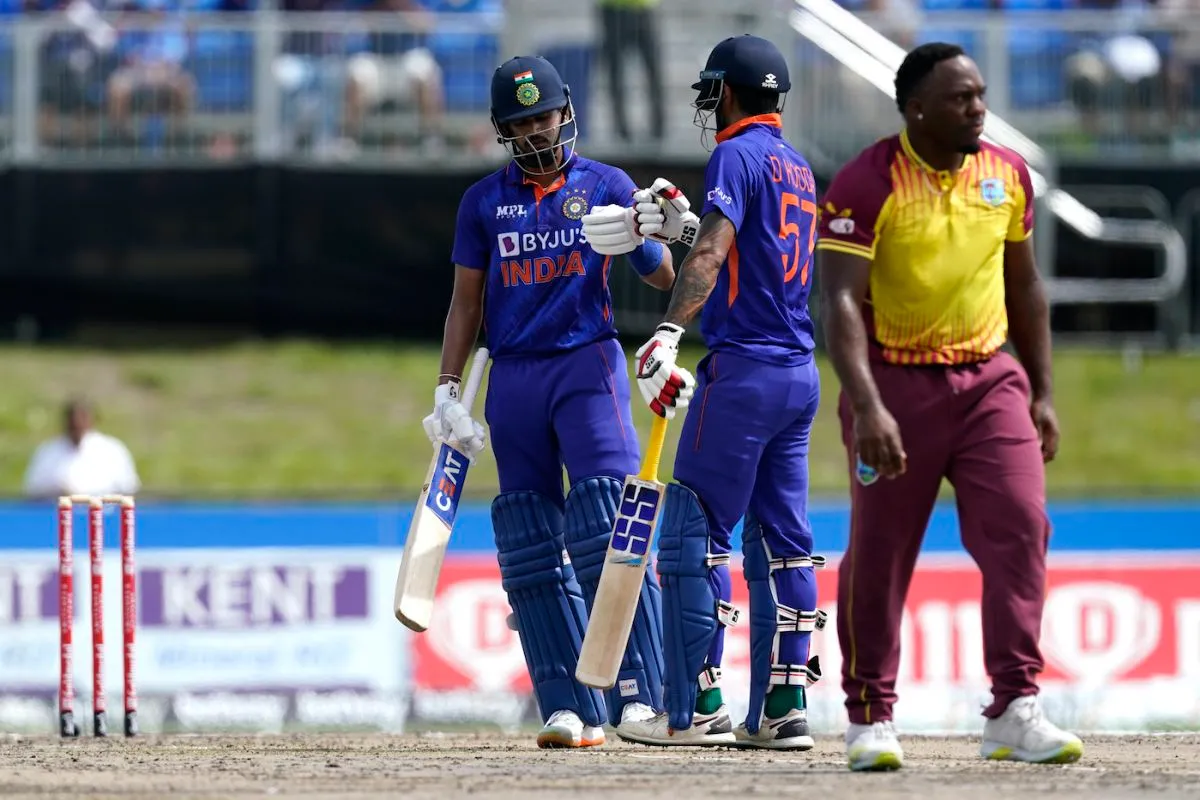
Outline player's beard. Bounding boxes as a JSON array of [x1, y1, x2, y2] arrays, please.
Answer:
[[958, 139, 982, 155], [714, 105, 731, 136], [515, 133, 560, 174]]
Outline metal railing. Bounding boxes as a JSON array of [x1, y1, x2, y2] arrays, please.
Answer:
[[790, 0, 1190, 347]]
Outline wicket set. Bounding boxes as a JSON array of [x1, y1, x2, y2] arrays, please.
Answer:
[[57, 494, 138, 738]]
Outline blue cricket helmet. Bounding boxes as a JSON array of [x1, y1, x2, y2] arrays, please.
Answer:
[[491, 55, 570, 125], [693, 34, 791, 109], [490, 55, 577, 176]]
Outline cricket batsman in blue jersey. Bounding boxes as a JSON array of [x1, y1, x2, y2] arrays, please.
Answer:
[[595, 35, 827, 751], [425, 54, 685, 748]]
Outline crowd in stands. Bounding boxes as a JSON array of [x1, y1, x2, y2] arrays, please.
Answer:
[[840, 0, 1200, 148], [0, 0, 1196, 157]]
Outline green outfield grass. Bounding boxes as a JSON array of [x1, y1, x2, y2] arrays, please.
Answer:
[[0, 340, 1196, 501]]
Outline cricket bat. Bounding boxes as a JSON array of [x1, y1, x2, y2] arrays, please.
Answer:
[[394, 346, 490, 632], [575, 413, 670, 688]]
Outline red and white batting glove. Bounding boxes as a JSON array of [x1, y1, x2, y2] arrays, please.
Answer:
[[635, 177, 700, 248], [634, 323, 696, 419]]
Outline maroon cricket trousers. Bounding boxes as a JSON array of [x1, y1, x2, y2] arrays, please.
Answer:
[[836, 350, 1051, 724]]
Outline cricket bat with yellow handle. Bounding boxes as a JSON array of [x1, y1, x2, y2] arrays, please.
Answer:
[[394, 346, 489, 632], [575, 413, 670, 688]]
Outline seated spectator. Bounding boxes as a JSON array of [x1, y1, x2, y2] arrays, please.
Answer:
[[1001, 0, 1073, 110], [35, 0, 119, 148], [1160, 0, 1200, 147], [23, 398, 141, 499], [343, 0, 446, 154], [105, 0, 195, 145], [275, 0, 356, 159], [1064, 0, 1169, 141]]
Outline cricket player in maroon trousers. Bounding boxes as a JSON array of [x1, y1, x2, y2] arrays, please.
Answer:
[[816, 42, 1084, 770]]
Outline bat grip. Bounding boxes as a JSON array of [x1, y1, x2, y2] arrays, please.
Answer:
[[460, 347, 490, 415], [638, 414, 669, 482]]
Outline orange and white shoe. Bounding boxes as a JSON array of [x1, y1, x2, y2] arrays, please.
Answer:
[[536, 709, 606, 749]]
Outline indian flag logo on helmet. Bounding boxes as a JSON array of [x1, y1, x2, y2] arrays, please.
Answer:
[[516, 82, 541, 107]]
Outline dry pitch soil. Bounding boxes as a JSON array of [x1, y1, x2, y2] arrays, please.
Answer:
[[2, 732, 1198, 799]]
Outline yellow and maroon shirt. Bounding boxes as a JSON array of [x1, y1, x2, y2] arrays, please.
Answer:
[[816, 130, 1034, 365]]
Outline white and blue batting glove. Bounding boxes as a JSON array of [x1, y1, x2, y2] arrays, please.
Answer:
[[634, 323, 696, 419], [637, 178, 700, 248], [422, 381, 487, 459]]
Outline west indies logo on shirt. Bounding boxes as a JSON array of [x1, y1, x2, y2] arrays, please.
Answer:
[[980, 178, 1007, 207]]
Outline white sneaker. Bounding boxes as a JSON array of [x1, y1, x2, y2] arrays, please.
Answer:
[[846, 721, 904, 771], [536, 709, 606, 749], [981, 695, 1083, 764], [616, 705, 736, 747], [733, 708, 815, 751], [614, 701, 657, 738]]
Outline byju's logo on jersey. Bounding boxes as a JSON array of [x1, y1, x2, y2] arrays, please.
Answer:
[[497, 228, 588, 258], [980, 178, 1007, 207], [496, 204, 527, 220], [497, 232, 520, 257]]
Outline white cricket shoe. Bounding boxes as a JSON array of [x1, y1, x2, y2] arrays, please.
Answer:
[[846, 721, 904, 771], [613, 701, 657, 739], [733, 708, 815, 751], [536, 709, 606, 749], [616, 705, 736, 747], [980, 695, 1083, 764]]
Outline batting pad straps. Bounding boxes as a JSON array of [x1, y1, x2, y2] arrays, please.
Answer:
[[698, 665, 722, 691], [776, 607, 828, 634], [769, 555, 827, 571], [770, 656, 822, 688], [492, 491, 606, 729]]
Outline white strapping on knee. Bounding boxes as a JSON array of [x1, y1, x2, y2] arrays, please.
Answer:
[[769, 658, 822, 688], [764, 542, 827, 688], [698, 665, 722, 690]]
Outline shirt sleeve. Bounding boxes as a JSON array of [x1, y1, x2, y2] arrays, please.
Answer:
[[23, 441, 60, 498], [700, 143, 753, 231], [114, 440, 141, 495], [607, 168, 665, 277], [815, 155, 895, 261], [450, 183, 488, 270], [1008, 156, 1035, 242]]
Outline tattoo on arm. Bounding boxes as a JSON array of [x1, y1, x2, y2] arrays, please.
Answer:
[[662, 213, 735, 327]]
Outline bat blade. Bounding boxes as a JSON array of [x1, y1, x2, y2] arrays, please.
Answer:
[[394, 346, 489, 633], [393, 441, 472, 631], [576, 415, 670, 689]]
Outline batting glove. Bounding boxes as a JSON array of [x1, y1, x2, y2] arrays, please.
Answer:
[[634, 323, 696, 419], [422, 381, 487, 459], [636, 178, 700, 248], [582, 204, 644, 256]]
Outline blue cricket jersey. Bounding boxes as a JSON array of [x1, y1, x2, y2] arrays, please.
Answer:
[[699, 114, 817, 366], [451, 152, 664, 359]]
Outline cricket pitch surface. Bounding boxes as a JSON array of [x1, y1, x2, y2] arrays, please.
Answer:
[[3, 732, 1198, 799]]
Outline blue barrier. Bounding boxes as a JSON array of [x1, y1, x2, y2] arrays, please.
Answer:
[[2, 500, 1197, 553]]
